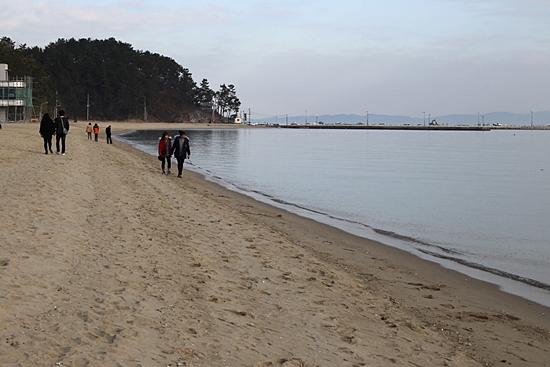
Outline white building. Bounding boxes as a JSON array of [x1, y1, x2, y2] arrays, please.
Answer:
[[0, 63, 34, 122]]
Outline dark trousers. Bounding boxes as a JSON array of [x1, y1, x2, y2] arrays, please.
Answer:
[[106, 135, 112, 144], [56, 134, 66, 153], [42, 135, 53, 153], [87, 132, 92, 139], [94, 133, 98, 142], [176, 156, 186, 176], [161, 157, 171, 172]]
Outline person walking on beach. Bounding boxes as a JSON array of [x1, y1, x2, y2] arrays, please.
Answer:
[[93, 123, 99, 142], [158, 131, 172, 175], [106, 125, 112, 144], [172, 130, 190, 178], [39, 113, 55, 154], [54, 110, 70, 155], [85, 123, 93, 140]]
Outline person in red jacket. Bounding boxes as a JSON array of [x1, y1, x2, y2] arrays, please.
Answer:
[[157, 131, 172, 174], [93, 123, 100, 142]]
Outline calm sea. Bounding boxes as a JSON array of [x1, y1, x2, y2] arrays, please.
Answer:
[[117, 128, 550, 306]]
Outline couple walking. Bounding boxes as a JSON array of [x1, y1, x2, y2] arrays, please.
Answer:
[[39, 110, 70, 155], [158, 130, 190, 178]]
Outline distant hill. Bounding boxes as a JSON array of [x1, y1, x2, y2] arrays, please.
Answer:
[[257, 112, 550, 126], [1, 37, 240, 122]]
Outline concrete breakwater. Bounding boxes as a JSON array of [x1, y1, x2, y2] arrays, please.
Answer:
[[277, 124, 550, 131], [279, 124, 491, 131]]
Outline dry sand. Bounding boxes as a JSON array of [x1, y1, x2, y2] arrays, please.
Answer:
[[0, 122, 549, 367]]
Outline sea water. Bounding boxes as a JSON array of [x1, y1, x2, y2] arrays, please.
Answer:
[[118, 128, 550, 306]]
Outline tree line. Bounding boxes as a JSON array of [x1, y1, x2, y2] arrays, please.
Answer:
[[0, 37, 241, 122]]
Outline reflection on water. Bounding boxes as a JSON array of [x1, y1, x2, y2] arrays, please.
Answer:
[[193, 129, 241, 167]]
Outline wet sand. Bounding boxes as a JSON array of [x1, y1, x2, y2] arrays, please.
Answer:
[[0, 122, 549, 366]]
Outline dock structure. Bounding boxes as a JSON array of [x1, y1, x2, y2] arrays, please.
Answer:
[[278, 124, 492, 131]]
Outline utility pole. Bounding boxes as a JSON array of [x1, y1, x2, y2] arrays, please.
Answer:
[[248, 108, 251, 125], [144, 97, 147, 122], [422, 111, 425, 126], [305, 110, 307, 124], [86, 94, 90, 121], [530, 111, 533, 128], [39, 102, 48, 121], [366, 111, 369, 126], [286, 114, 288, 125]]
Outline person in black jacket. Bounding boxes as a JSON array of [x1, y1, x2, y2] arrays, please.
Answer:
[[106, 125, 112, 144], [54, 110, 70, 155], [172, 130, 191, 178], [39, 113, 55, 154]]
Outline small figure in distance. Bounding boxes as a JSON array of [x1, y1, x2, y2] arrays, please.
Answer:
[[93, 123, 99, 142], [158, 131, 172, 175], [39, 113, 55, 154], [86, 122, 93, 140], [172, 130, 190, 178], [54, 110, 70, 155], [106, 125, 112, 144]]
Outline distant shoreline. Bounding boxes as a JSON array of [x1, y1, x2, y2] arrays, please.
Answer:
[[280, 124, 491, 131], [11, 120, 550, 131], [279, 123, 550, 131]]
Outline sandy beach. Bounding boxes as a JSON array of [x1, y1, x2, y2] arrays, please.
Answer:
[[0, 121, 549, 367]]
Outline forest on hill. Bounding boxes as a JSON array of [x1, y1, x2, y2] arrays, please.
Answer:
[[0, 37, 240, 122]]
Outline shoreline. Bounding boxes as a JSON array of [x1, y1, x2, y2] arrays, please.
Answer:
[[1, 122, 549, 366], [191, 173, 550, 307], [115, 123, 550, 307]]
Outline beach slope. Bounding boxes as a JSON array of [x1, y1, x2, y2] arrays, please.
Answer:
[[0, 122, 548, 366]]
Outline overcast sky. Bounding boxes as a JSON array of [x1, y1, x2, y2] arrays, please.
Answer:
[[2, 0, 550, 118]]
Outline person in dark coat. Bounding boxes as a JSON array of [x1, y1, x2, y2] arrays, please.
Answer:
[[157, 131, 172, 174], [106, 125, 112, 144], [54, 110, 70, 155], [39, 113, 55, 154], [172, 130, 191, 178]]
